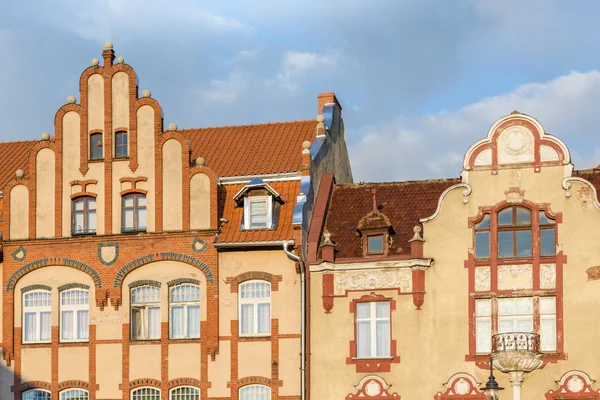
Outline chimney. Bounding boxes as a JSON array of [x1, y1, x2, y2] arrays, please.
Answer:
[[102, 41, 115, 67], [318, 92, 342, 115]]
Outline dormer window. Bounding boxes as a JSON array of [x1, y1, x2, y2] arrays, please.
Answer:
[[367, 234, 384, 254], [245, 196, 272, 230], [234, 177, 283, 231]]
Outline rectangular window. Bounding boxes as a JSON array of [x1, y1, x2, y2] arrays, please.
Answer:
[[169, 284, 201, 339], [498, 297, 533, 333], [122, 194, 147, 232], [90, 133, 103, 160], [356, 301, 390, 358], [540, 297, 557, 351], [475, 299, 492, 354], [131, 286, 161, 340], [23, 291, 52, 343], [474, 214, 490, 259], [72, 198, 96, 235], [115, 131, 128, 158], [239, 281, 271, 336], [244, 196, 272, 230], [367, 235, 384, 254], [540, 228, 555, 256]]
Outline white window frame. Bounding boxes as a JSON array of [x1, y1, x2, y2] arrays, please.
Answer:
[[130, 286, 161, 340], [131, 387, 161, 400], [169, 386, 200, 400], [23, 389, 51, 400], [243, 196, 272, 230], [540, 296, 557, 352], [169, 284, 201, 339], [60, 289, 89, 342], [355, 301, 391, 359], [60, 388, 89, 400], [238, 280, 271, 337], [239, 384, 271, 400], [23, 290, 52, 344]]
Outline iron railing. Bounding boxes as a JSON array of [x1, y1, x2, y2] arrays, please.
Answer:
[[492, 332, 540, 353]]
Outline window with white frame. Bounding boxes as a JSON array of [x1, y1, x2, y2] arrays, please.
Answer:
[[239, 280, 271, 336], [355, 301, 391, 358], [239, 385, 271, 400], [122, 194, 147, 232], [23, 389, 51, 400], [131, 286, 161, 340], [170, 284, 201, 339], [61, 389, 89, 400], [60, 289, 89, 342], [170, 386, 200, 400], [475, 296, 557, 354], [131, 387, 160, 400], [72, 197, 97, 235], [23, 290, 52, 343], [244, 196, 272, 230]]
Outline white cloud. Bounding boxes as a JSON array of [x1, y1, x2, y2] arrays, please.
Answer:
[[349, 70, 600, 182], [195, 71, 247, 104], [276, 50, 338, 91]]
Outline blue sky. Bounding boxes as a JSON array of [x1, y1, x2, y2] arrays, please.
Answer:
[[1, 0, 600, 181]]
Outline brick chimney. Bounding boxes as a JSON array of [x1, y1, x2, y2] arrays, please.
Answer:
[[102, 41, 115, 67], [318, 92, 342, 115]]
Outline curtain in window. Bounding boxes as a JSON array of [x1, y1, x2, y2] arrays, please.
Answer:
[[131, 307, 142, 339], [376, 320, 390, 356], [131, 387, 160, 400], [239, 385, 271, 400], [77, 310, 89, 340], [356, 321, 371, 358], [62, 310, 74, 340], [40, 312, 51, 341], [170, 386, 199, 400], [24, 312, 36, 342], [171, 306, 184, 338], [241, 304, 254, 335], [187, 306, 200, 338], [147, 307, 161, 339], [257, 303, 270, 334]]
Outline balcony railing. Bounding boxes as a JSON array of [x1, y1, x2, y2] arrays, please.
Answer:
[[492, 332, 540, 353]]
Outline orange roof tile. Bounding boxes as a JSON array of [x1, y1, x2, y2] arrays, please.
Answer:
[[180, 120, 317, 177], [0, 140, 37, 190], [217, 180, 301, 244]]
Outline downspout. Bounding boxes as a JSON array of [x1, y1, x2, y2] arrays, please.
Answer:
[[283, 241, 306, 400]]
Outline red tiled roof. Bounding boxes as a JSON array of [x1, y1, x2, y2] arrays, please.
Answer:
[[180, 120, 317, 177], [323, 179, 460, 259], [573, 169, 600, 201], [217, 180, 301, 244], [0, 140, 37, 189]]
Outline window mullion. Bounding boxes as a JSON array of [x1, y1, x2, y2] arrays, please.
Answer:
[[370, 302, 377, 357]]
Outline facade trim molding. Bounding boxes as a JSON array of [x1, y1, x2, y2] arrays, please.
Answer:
[[420, 183, 472, 223], [309, 259, 433, 273]]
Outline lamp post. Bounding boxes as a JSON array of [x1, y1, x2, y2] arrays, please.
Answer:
[[480, 356, 504, 400]]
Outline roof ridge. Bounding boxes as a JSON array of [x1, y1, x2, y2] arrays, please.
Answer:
[[335, 177, 460, 188], [0, 139, 39, 146], [175, 119, 316, 133]]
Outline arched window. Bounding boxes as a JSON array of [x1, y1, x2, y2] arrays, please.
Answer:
[[239, 385, 271, 400], [170, 386, 200, 400], [239, 280, 271, 336], [72, 197, 97, 235], [60, 388, 89, 400], [131, 286, 161, 340], [131, 387, 160, 400], [497, 206, 532, 258], [23, 290, 51, 343], [60, 289, 89, 342], [122, 194, 147, 232], [90, 132, 103, 160], [170, 284, 200, 339], [23, 389, 51, 400], [115, 131, 128, 158]]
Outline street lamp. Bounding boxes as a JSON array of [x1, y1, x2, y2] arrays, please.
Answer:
[[480, 356, 504, 400]]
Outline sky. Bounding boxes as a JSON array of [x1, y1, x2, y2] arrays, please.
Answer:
[[1, 0, 600, 182]]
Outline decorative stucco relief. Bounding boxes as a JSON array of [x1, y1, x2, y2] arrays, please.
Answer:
[[497, 264, 532, 290], [540, 144, 559, 162], [540, 263, 556, 289], [474, 148, 492, 166], [474, 267, 491, 291], [334, 270, 411, 295], [498, 125, 534, 164]]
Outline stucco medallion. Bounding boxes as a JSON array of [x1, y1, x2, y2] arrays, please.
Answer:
[[498, 125, 534, 164], [567, 375, 584, 393], [497, 264, 532, 290], [11, 245, 27, 262], [98, 242, 119, 266], [540, 264, 556, 289]]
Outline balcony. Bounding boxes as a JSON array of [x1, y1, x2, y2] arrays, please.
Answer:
[[491, 332, 543, 373]]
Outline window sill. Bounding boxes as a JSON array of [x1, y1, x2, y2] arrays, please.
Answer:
[[352, 356, 394, 361], [239, 333, 271, 339], [113, 156, 130, 160], [130, 338, 161, 344], [72, 232, 97, 237], [88, 158, 104, 163], [121, 229, 147, 234], [22, 341, 52, 346], [60, 340, 89, 344]]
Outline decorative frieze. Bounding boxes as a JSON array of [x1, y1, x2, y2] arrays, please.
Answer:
[[474, 267, 491, 292], [334, 270, 411, 296], [540, 263, 556, 289], [497, 264, 532, 291]]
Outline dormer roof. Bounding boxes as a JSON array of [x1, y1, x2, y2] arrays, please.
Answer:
[[233, 177, 282, 205]]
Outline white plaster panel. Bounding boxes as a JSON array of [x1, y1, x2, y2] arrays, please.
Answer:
[[87, 74, 104, 131], [36, 148, 55, 238], [10, 184, 29, 239], [162, 139, 183, 230]]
